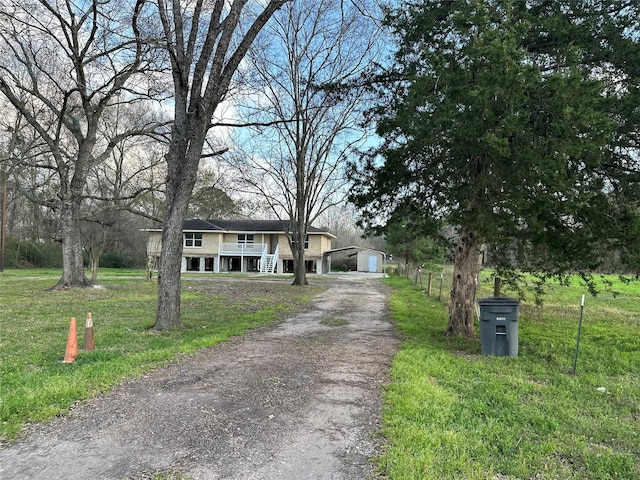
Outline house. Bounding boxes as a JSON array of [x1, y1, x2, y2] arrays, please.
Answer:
[[145, 219, 335, 274]]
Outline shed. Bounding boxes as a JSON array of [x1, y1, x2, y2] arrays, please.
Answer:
[[355, 248, 385, 273], [322, 246, 386, 274]]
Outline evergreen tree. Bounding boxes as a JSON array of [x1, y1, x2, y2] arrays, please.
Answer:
[[350, 1, 640, 336], [374, 201, 446, 272]]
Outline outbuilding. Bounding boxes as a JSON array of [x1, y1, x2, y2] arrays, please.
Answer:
[[322, 246, 386, 274], [355, 248, 385, 273]]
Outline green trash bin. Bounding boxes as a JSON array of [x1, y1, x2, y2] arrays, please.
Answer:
[[477, 297, 520, 356]]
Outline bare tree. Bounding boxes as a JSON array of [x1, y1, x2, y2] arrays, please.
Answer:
[[0, 99, 60, 243], [0, 0, 159, 288], [317, 204, 368, 249], [153, 0, 290, 329], [81, 101, 169, 280], [230, 0, 382, 285], [0, 106, 33, 270]]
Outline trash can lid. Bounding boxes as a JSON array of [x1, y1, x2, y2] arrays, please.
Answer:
[[477, 297, 520, 306]]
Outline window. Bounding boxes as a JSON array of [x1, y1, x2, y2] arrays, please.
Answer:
[[292, 235, 309, 250], [283, 259, 314, 272], [238, 234, 254, 244], [184, 233, 202, 247], [186, 257, 200, 271]]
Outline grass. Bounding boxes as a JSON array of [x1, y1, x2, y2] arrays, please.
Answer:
[[3, 266, 638, 479], [0, 268, 324, 442], [124, 469, 193, 480], [320, 317, 349, 327], [379, 272, 640, 479]]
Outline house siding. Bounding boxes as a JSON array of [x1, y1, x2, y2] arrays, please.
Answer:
[[276, 234, 325, 259], [183, 231, 220, 256]]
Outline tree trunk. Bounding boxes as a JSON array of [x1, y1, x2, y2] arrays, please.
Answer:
[[291, 197, 308, 284], [291, 142, 309, 286], [493, 277, 502, 297], [155, 209, 187, 330], [90, 257, 99, 283], [146, 255, 156, 281], [291, 238, 308, 286], [0, 171, 6, 272], [53, 199, 90, 289], [154, 138, 202, 330], [446, 230, 481, 337]]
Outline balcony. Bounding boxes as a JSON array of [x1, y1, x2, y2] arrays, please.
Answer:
[[218, 242, 268, 256]]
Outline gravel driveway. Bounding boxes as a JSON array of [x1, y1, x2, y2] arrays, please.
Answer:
[[0, 273, 399, 480]]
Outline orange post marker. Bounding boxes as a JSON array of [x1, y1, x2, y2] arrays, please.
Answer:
[[83, 312, 95, 351], [63, 317, 78, 363]]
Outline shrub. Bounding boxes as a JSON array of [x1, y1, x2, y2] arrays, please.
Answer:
[[4, 239, 62, 268]]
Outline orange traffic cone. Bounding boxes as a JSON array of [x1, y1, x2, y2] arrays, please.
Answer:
[[83, 312, 95, 351], [62, 317, 78, 363]]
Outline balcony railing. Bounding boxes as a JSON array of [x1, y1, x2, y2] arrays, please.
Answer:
[[218, 242, 268, 256]]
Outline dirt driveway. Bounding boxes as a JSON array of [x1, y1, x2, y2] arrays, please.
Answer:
[[0, 273, 399, 480]]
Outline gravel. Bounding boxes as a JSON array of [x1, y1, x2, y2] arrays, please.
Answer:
[[0, 273, 399, 480]]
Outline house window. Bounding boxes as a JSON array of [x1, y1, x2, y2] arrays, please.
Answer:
[[186, 257, 201, 271], [292, 235, 309, 250], [283, 259, 314, 272], [184, 233, 202, 247], [238, 234, 254, 244]]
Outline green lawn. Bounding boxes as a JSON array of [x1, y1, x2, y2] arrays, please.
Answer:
[[0, 269, 324, 442], [380, 273, 640, 479], [2, 268, 638, 480]]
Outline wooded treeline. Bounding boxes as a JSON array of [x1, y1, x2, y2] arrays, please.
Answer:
[[0, 0, 378, 271]]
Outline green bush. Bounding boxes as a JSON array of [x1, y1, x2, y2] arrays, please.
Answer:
[[99, 251, 145, 269], [4, 240, 62, 268]]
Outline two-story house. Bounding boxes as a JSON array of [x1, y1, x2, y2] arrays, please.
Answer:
[[145, 219, 335, 274]]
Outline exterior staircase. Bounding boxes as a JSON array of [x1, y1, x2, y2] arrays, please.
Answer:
[[260, 245, 278, 274]]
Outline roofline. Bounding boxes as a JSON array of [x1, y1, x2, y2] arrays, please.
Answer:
[[140, 227, 337, 238], [323, 246, 386, 255]]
